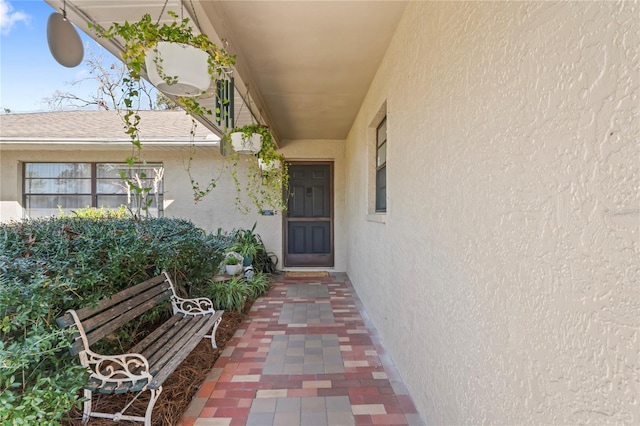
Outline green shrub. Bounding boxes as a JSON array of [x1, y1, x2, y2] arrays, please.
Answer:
[[209, 224, 274, 273], [245, 272, 272, 300], [210, 276, 248, 312], [58, 205, 130, 219], [194, 272, 272, 312], [0, 216, 224, 423], [0, 272, 87, 424]]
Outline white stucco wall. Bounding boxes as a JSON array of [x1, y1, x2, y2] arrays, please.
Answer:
[[346, 2, 638, 424]]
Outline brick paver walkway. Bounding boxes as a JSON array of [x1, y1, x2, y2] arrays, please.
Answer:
[[179, 273, 424, 426]]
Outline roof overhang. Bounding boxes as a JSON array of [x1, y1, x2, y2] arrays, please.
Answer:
[[44, 1, 408, 143]]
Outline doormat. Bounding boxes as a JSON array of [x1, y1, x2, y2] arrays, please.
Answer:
[[285, 271, 330, 278]]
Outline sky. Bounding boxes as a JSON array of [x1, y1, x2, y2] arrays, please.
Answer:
[[0, 0, 110, 112]]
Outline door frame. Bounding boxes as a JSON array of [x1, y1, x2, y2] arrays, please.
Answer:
[[282, 161, 334, 267]]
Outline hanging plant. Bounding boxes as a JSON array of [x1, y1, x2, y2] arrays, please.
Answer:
[[90, 11, 234, 97], [228, 123, 267, 154], [223, 124, 289, 213], [88, 10, 236, 202]]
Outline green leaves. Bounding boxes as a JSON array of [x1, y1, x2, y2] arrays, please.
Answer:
[[0, 216, 223, 422], [88, 11, 237, 207], [224, 124, 289, 213], [194, 272, 271, 313], [0, 217, 272, 422]]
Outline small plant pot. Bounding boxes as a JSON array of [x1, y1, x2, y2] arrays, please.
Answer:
[[258, 158, 281, 171], [225, 263, 243, 276], [145, 42, 210, 96], [231, 132, 263, 154]]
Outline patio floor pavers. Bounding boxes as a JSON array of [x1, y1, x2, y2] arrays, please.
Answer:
[[179, 273, 424, 426], [263, 334, 344, 375], [278, 302, 335, 324]]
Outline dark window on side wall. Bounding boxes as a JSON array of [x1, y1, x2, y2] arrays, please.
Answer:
[[375, 117, 387, 212]]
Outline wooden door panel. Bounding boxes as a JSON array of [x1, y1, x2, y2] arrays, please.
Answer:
[[311, 224, 330, 252], [287, 222, 331, 254], [290, 183, 306, 216]]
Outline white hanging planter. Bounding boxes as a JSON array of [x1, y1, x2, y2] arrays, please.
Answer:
[[231, 132, 263, 154], [145, 42, 210, 96], [258, 158, 282, 171]]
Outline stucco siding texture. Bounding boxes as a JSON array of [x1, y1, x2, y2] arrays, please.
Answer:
[[346, 2, 638, 425]]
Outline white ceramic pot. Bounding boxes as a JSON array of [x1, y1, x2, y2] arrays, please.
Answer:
[[225, 263, 243, 276], [231, 132, 263, 154], [258, 158, 282, 171], [145, 42, 210, 96]]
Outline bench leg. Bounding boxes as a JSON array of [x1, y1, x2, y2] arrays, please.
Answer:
[[80, 387, 162, 425], [144, 387, 162, 426], [82, 389, 92, 424], [206, 315, 223, 349]]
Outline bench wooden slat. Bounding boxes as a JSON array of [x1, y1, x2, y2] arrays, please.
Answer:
[[135, 317, 195, 370], [128, 315, 182, 355], [144, 315, 209, 369], [80, 281, 171, 332], [56, 275, 169, 327], [69, 290, 171, 356], [149, 312, 223, 388], [95, 378, 149, 395]]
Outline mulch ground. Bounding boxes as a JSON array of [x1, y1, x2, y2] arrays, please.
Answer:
[[62, 309, 249, 426]]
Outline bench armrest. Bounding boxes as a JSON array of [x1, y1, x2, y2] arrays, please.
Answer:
[[161, 271, 216, 316], [171, 295, 215, 315], [79, 349, 152, 389]]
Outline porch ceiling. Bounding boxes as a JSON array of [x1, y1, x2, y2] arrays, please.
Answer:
[[45, 0, 407, 143]]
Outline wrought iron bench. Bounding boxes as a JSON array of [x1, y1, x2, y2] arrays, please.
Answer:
[[56, 271, 223, 425]]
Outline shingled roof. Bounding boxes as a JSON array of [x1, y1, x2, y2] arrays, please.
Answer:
[[0, 110, 216, 141]]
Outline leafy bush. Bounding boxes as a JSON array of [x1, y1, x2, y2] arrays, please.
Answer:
[[0, 216, 224, 423], [209, 223, 276, 274], [244, 272, 272, 301], [193, 272, 272, 312], [58, 205, 130, 219]]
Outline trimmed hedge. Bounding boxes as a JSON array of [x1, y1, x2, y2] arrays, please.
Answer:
[[0, 216, 223, 423]]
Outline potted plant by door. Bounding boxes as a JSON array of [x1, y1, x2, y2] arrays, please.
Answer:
[[229, 223, 265, 266], [224, 252, 244, 276]]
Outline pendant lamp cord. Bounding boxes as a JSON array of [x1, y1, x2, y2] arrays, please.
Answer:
[[156, 0, 169, 25], [61, 0, 67, 19], [189, 0, 202, 34]]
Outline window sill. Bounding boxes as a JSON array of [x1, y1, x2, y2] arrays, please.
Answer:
[[366, 213, 386, 224]]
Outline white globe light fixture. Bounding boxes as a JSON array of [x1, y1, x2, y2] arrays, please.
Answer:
[[46, 2, 84, 68]]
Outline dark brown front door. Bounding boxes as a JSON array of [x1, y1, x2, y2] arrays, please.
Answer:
[[284, 162, 334, 267]]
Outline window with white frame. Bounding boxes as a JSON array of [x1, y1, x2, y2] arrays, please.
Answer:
[[23, 162, 164, 218], [375, 117, 387, 212]]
